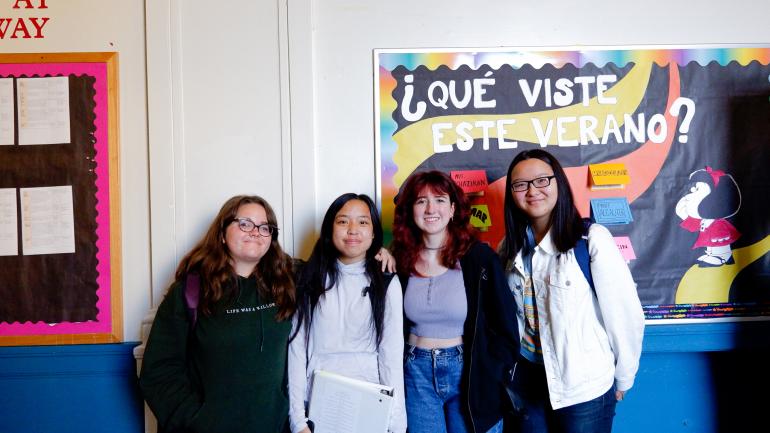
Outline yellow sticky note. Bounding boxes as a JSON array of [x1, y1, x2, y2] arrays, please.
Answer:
[[470, 204, 491, 231], [589, 163, 630, 190]]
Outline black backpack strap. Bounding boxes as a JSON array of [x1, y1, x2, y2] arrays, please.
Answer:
[[382, 271, 396, 289], [184, 273, 201, 330], [361, 272, 397, 298], [396, 273, 409, 293]]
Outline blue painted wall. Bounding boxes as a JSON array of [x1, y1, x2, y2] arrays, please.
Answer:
[[0, 343, 143, 433], [0, 323, 768, 433], [615, 322, 770, 433]]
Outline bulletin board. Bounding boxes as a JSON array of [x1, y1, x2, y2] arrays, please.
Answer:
[[0, 52, 121, 345], [375, 46, 770, 323]]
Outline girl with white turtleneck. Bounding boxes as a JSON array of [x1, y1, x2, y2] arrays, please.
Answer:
[[287, 193, 406, 433]]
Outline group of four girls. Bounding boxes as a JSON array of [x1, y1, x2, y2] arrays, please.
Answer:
[[139, 149, 645, 433]]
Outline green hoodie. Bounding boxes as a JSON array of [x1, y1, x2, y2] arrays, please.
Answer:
[[139, 275, 291, 433]]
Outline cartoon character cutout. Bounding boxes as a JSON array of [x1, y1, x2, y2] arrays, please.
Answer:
[[675, 166, 742, 267]]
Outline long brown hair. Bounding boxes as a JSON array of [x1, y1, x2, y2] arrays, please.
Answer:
[[391, 170, 474, 276], [174, 195, 296, 320]]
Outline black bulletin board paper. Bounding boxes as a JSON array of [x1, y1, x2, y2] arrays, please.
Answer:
[[0, 53, 121, 346], [0, 75, 98, 323]]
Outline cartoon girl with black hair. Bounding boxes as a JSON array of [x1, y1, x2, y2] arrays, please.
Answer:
[[675, 166, 742, 267]]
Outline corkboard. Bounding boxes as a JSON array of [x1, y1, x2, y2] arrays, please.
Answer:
[[0, 52, 121, 345]]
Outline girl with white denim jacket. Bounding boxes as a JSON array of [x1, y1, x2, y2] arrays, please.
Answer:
[[498, 149, 645, 433]]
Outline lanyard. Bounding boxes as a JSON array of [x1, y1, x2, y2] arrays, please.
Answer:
[[521, 226, 536, 288]]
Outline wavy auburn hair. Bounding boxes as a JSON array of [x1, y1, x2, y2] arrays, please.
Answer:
[[174, 195, 296, 320], [391, 170, 474, 276]]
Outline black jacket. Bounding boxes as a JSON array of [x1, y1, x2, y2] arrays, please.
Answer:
[[402, 241, 520, 433]]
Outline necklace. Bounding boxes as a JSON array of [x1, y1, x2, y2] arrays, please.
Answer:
[[423, 245, 444, 250]]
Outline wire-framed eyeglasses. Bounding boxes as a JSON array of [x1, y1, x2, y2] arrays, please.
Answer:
[[231, 218, 277, 237], [511, 175, 556, 192]]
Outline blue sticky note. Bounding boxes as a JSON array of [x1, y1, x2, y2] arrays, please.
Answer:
[[590, 198, 633, 225]]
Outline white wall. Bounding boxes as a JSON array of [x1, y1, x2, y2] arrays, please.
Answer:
[[0, 0, 149, 342], [145, 0, 308, 313], [146, 0, 286, 302]]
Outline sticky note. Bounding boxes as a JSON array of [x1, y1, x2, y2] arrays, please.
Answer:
[[470, 204, 491, 230], [614, 236, 636, 262], [589, 163, 630, 190], [451, 170, 488, 194], [590, 198, 633, 225]]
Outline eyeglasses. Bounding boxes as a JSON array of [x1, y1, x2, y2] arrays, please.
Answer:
[[511, 175, 556, 192], [231, 218, 277, 237]]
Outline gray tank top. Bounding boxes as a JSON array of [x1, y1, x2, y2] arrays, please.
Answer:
[[404, 267, 467, 338]]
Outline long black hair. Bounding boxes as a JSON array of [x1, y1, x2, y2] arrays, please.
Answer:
[[290, 193, 389, 347], [499, 149, 584, 267]]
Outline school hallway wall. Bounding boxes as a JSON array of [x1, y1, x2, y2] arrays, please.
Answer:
[[1, 1, 769, 432]]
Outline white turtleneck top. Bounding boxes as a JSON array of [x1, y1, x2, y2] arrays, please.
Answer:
[[287, 259, 406, 433]]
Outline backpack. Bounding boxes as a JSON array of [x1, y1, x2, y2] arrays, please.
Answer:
[[184, 273, 201, 330], [373, 272, 397, 295], [574, 219, 596, 294], [384, 272, 396, 287]]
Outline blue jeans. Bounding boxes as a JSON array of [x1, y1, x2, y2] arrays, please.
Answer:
[[405, 344, 469, 433], [509, 358, 617, 433], [404, 344, 503, 433]]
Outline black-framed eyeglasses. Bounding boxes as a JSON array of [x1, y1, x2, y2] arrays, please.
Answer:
[[511, 175, 556, 192], [231, 218, 277, 237]]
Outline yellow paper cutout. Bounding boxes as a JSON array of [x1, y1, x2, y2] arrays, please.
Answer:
[[470, 204, 492, 230]]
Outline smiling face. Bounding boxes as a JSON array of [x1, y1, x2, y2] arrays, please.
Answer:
[[332, 199, 375, 264], [224, 203, 272, 275], [509, 158, 558, 230], [412, 186, 456, 238]]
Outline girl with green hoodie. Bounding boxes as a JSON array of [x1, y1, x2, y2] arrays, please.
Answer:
[[140, 195, 296, 433]]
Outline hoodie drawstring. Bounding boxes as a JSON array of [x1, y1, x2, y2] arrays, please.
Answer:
[[259, 306, 264, 352]]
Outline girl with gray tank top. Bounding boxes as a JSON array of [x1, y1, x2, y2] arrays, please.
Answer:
[[391, 170, 520, 433]]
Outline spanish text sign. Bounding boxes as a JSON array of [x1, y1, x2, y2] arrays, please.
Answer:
[[376, 47, 770, 321]]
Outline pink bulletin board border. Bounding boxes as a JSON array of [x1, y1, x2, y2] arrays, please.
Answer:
[[0, 62, 112, 336]]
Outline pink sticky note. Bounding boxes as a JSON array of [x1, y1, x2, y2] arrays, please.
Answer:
[[614, 236, 636, 261], [451, 170, 488, 193]]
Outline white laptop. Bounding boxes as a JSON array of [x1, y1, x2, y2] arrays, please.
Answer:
[[307, 369, 394, 433]]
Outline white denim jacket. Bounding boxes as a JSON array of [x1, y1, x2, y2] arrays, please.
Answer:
[[506, 224, 644, 410]]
